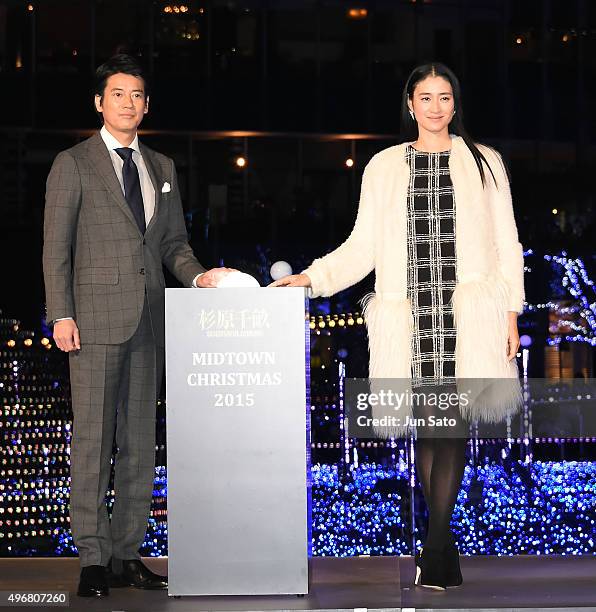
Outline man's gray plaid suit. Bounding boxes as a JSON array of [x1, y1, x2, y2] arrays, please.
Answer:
[[43, 132, 206, 567]]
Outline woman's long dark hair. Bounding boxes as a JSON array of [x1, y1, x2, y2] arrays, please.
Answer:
[[400, 62, 497, 188]]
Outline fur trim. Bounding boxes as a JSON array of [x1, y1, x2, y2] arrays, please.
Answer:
[[451, 275, 511, 378], [457, 377, 522, 425], [451, 275, 522, 423], [360, 292, 413, 378], [359, 292, 415, 438], [358, 281, 522, 435]]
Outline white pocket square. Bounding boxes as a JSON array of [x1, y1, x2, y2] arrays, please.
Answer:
[[161, 182, 171, 193]]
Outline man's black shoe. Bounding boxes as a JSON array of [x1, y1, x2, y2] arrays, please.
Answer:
[[113, 559, 168, 590], [106, 559, 130, 588], [77, 565, 109, 597]]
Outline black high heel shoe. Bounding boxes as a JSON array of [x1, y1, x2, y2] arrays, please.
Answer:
[[443, 541, 463, 587], [414, 546, 446, 590], [415, 542, 463, 588]]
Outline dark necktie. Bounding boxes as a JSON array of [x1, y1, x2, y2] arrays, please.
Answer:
[[115, 147, 146, 233]]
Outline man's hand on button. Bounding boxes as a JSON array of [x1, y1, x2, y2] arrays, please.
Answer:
[[196, 267, 237, 288]]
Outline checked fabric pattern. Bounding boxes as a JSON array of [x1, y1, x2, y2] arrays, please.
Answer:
[[405, 144, 457, 387]]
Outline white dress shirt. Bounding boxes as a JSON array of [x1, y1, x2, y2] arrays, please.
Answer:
[[100, 125, 155, 226]]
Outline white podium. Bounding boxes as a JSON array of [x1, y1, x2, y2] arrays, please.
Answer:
[[165, 287, 311, 596]]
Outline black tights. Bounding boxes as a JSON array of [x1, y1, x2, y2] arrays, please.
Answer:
[[415, 436, 468, 551]]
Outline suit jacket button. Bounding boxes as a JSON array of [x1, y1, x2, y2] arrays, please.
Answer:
[[139, 268, 145, 275]]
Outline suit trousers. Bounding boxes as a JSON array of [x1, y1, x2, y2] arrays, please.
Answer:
[[68, 297, 164, 567]]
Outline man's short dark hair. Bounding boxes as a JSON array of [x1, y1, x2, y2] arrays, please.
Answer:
[[94, 54, 150, 101]]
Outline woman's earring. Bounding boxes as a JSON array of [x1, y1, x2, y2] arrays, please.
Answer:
[[409, 109, 415, 120]]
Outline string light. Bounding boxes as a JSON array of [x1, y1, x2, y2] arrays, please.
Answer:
[[1, 251, 595, 558], [310, 460, 596, 556], [347, 8, 367, 19], [532, 252, 596, 346], [164, 4, 188, 14], [309, 313, 365, 327]]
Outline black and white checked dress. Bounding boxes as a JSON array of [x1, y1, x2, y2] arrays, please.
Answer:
[[405, 144, 457, 387]]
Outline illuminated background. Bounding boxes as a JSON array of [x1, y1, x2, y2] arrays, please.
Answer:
[[0, 0, 594, 557]]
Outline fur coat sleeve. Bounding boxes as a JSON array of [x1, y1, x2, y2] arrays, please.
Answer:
[[478, 145, 525, 313], [302, 161, 376, 297]]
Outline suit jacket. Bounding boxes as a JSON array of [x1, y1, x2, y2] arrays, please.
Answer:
[[303, 135, 525, 426], [42, 131, 206, 347]]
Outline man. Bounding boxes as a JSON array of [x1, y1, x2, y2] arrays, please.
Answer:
[[42, 54, 232, 598]]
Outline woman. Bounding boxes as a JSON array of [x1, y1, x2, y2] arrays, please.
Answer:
[[270, 63, 525, 589]]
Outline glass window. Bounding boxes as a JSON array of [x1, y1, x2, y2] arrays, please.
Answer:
[[36, 1, 90, 74], [154, 2, 207, 76], [270, 8, 316, 79], [95, 0, 151, 59], [550, 0, 577, 29], [464, 21, 502, 138], [206, 5, 262, 129], [509, 61, 541, 139], [34, 1, 92, 127], [549, 63, 577, 140], [268, 7, 317, 129], [510, 0, 542, 28], [0, 5, 32, 124]]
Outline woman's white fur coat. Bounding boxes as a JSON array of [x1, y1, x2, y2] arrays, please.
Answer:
[[303, 135, 525, 433]]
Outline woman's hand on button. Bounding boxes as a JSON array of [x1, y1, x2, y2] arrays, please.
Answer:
[[268, 273, 312, 288]]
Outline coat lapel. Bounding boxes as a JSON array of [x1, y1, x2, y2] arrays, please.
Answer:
[[449, 135, 482, 211], [86, 132, 141, 233], [139, 143, 161, 234], [449, 136, 487, 283]]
